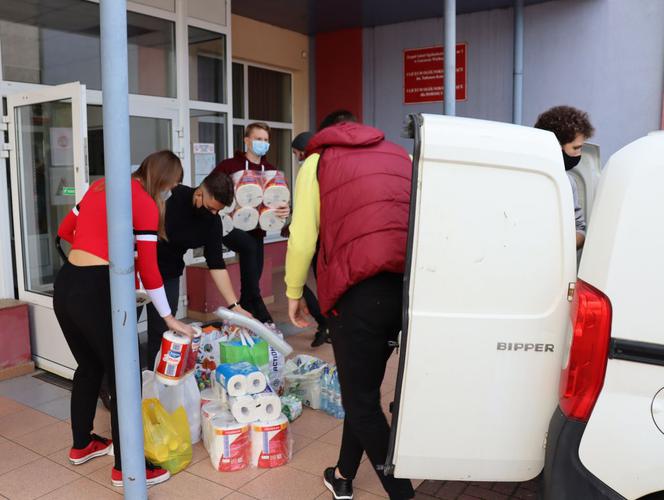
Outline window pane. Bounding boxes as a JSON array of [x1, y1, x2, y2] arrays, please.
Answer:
[[232, 62, 244, 118], [189, 27, 226, 104], [190, 110, 227, 186], [233, 125, 245, 155], [127, 12, 176, 97], [248, 66, 292, 123], [87, 106, 172, 183], [130, 116, 172, 166], [265, 128, 293, 196], [0, 1, 176, 97]]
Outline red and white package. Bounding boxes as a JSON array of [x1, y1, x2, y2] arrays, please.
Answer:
[[258, 206, 286, 232], [232, 206, 259, 231], [250, 414, 290, 468], [233, 170, 263, 208], [262, 171, 290, 208]]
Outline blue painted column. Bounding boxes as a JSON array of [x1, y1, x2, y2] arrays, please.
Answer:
[[99, 0, 148, 497], [444, 0, 456, 116], [513, 0, 525, 124]]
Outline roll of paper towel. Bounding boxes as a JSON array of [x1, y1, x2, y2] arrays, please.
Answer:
[[253, 385, 282, 422], [201, 402, 230, 451], [200, 388, 221, 408], [245, 369, 267, 395], [250, 414, 290, 468], [215, 362, 266, 396], [209, 416, 251, 472], [229, 394, 258, 424], [215, 363, 249, 397]]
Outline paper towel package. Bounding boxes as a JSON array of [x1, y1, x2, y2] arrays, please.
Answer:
[[250, 414, 290, 468], [229, 394, 258, 424], [201, 402, 230, 451], [200, 388, 221, 408], [245, 369, 267, 395], [215, 362, 266, 397], [208, 416, 251, 472], [253, 385, 282, 422], [215, 362, 251, 397]]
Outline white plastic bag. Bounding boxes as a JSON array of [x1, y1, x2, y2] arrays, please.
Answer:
[[143, 366, 202, 444], [283, 355, 327, 409], [195, 325, 229, 390], [262, 327, 286, 393]]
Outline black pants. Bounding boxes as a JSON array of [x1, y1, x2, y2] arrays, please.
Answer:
[[146, 277, 181, 369], [328, 273, 414, 500], [222, 228, 272, 322], [303, 284, 327, 330], [53, 262, 123, 470]]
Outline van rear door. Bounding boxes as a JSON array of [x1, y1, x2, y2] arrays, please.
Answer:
[[386, 114, 577, 482]]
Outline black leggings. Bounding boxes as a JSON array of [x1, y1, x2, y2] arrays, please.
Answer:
[[328, 273, 414, 500], [53, 262, 124, 470]]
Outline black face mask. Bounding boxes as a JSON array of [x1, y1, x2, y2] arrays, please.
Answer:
[[195, 205, 214, 219], [563, 151, 581, 171]]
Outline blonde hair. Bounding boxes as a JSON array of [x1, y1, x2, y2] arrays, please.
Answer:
[[132, 150, 183, 239], [245, 122, 271, 138]]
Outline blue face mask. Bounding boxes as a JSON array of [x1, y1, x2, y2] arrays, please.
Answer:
[[251, 140, 270, 157]]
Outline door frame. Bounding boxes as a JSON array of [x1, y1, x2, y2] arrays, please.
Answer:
[[6, 82, 88, 309]]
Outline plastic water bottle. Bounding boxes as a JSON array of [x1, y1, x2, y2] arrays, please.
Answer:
[[337, 374, 345, 419], [320, 366, 330, 413], [331, 369, 344, 419]]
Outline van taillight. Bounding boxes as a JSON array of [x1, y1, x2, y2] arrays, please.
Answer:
[[559, 279, 612, 421]]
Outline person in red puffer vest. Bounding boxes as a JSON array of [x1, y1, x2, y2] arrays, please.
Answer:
[[285, 110, 414, 500]]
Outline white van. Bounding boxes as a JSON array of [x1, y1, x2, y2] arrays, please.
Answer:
[[385, 114, 664, 500]]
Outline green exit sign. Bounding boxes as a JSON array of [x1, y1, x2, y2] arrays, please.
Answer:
[[62, 187, 75, 196]]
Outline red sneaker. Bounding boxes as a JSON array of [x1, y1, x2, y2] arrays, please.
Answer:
[[69, 434, 113, 465], [111, 463, 170, 487]]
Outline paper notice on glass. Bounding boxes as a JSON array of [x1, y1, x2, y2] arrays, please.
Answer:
[[194, 143, 216, 177], [50, 127, 73, 166], [193, 143, 215, 155]]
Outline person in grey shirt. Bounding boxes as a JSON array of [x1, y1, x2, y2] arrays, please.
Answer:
[[535, 106, 595, 249], [567, 172, 586, 243]]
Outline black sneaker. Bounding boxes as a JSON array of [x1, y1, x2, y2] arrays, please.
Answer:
[[311, 329, 330, 348], [323, 467, 353, 499]]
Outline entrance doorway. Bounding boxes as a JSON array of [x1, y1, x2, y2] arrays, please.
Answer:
[[6, 82, 178, 378]]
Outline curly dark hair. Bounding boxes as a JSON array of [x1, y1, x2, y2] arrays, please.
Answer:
[[534, 106, 595, 145]]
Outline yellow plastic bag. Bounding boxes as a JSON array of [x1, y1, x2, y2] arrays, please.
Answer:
[[142, 398, 192, 474]]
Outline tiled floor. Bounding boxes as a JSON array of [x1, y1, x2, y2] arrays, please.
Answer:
[[0, 275, 538, 499], [0, 335, 402, 500]]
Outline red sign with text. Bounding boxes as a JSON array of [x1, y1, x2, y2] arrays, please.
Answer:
[[404, 44, 467, 104]]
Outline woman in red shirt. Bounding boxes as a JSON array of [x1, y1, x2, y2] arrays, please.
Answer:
[[54, 150, 194, 487]]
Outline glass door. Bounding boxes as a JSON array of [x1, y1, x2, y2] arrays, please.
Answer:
[[86, 104, 177, 182], [7, 82, 88, 308]]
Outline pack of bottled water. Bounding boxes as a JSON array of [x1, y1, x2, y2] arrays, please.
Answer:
[[321, 365, 345, 419]]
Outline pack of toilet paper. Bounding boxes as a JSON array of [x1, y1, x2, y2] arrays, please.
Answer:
[[204, 361, 290, 470], [215, 362, 267, 397], [250, 414, 291, 468], [201, 404, 251, 472], [228, 384, 282, 423]]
